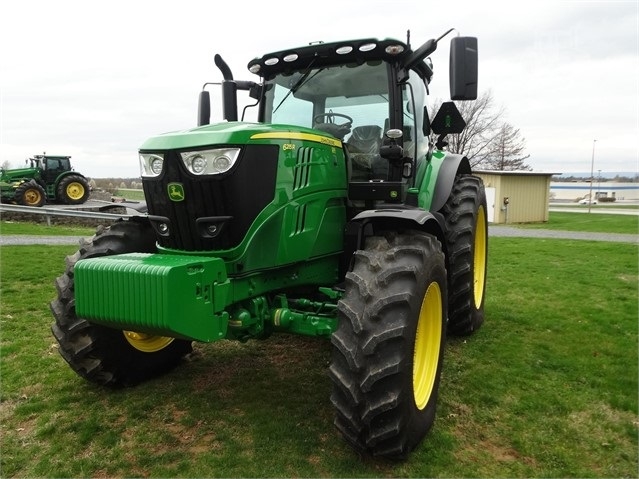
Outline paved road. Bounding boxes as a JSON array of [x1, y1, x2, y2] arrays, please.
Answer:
[[2, 226, 637, 246], [489, 225, 638, 244], [549, 206, 639, 216], [0, 235, 90, 246]]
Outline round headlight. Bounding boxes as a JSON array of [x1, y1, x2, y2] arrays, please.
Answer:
[[180, 148, 240, 175], [213, 155, 231, 172], [191, 155, 206, 174], [150, 157, 163, 175]]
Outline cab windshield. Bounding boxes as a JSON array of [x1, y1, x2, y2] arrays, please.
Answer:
[[262, 61, 390, 142]]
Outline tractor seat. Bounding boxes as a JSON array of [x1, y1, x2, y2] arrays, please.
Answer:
[[346, 125, 385, 180]]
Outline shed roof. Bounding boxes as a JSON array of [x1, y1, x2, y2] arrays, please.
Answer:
[[474, 170, 561, 176]]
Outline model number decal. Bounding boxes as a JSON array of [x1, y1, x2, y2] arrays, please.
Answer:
[[250, 132, 342, 148], [282, 143, 296, 150]]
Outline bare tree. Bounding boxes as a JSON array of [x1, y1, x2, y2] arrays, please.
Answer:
[[430, 89, 532, 170], [480, 122, 531, 171], [1, 160, 11, 170], [430, 90, 504, 167]]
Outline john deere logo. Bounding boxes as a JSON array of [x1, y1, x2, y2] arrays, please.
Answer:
[[444, 114, 452, 128], [167, 183, 185, 202]]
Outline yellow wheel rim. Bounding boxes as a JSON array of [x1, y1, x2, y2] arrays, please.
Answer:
[[473, 205, 487, 308], [66, 182, 85, 200], [24, 189, 43, 206], [413, 281, 443, 410], [124, 331, 174, 352]]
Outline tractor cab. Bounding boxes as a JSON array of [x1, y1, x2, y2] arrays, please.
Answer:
[[255, 42, 423, 205], [200, 33, 477, 207], [33, 155, 73, 185]]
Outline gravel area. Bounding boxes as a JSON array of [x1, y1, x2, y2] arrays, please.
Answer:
[[0, 235, 89, 246]]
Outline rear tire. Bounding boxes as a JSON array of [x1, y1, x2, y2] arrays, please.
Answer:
[[50, 217, 192, 387], [57, 174, 90, 204], [15, 180, 46, 207], [329, 231, 447, 459], [440, 174, 488, 336]]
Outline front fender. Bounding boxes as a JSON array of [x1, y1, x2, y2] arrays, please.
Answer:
[[345, 207, 445, 252], [430, 153, 471, 212], [413, 152, 471, 212]]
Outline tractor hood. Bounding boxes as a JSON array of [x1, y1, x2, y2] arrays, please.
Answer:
[[0, 167, 39, 182], [139, 122, 340, 151]]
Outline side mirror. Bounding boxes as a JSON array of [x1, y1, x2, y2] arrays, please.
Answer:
[[449, 36, 478, 100], [198, 91, 211, 126]]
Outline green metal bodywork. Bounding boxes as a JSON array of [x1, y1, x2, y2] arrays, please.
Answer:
[[72, 35, 476, 344], [74, 123, 450, 342], [0, 167, 42, 201], [147, 124, 347, 271], [76, 253, 231, 342], [75, 124, 348, 341]]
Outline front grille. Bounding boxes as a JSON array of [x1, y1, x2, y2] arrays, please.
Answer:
[[142, 144, 278, 251]]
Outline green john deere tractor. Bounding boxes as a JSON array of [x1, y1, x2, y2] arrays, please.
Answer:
[[51, 29, 487, 459], [0, 154, 90, 207]]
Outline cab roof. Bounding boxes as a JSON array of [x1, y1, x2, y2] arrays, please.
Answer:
[[247, 37, 433, 82]]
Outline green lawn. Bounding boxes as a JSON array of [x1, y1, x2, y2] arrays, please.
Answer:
[[114, 188, 146, 201], [516, 211, 638, 234], [1, 220, 96, 236], [1, 220, 637, 477]]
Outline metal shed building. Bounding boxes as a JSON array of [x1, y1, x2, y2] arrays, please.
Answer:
[[474, 170, 559, 224]]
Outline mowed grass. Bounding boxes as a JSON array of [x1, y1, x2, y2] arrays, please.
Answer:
[[1, 220, 96, 237], [517, 211, 638, 234], [1, 227, 637, 477], [114, 188, 146, 201]]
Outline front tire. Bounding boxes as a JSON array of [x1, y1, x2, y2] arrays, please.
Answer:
[[329, 231, 447, 459], [440, 174, 488, 336], [56, 174, 90, 204], [15, 180, 46, 207], [50, 217, 192, 387]]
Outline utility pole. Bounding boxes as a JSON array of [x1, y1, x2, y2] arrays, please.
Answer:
[[597, 169, 601, 198], [588, 139, 597, 213]]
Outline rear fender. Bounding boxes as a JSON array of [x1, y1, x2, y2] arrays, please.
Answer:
[[55, 171, 88, 184]]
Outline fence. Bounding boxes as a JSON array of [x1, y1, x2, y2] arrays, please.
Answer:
[[0, 203, 141, 227]]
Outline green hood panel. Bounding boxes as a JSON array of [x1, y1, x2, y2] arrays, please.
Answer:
[[139, 122, 340, 151], [0, 168, 39, 182]]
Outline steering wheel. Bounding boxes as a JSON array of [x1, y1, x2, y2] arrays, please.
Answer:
[[313, 113, 353, 139], [313, 113, 353, 127]]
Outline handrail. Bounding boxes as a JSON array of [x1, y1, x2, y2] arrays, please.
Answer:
[[0, 203, 142, 220]]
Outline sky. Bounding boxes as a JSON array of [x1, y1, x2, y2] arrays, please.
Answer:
[[1, 0, 637, 178]]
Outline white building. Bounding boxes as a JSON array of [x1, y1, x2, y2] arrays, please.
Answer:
[[550, 181, 639, 201]]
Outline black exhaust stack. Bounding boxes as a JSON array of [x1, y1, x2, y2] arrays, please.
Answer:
[[215, 54, 240, 122], [197, 54, 261, 126]]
